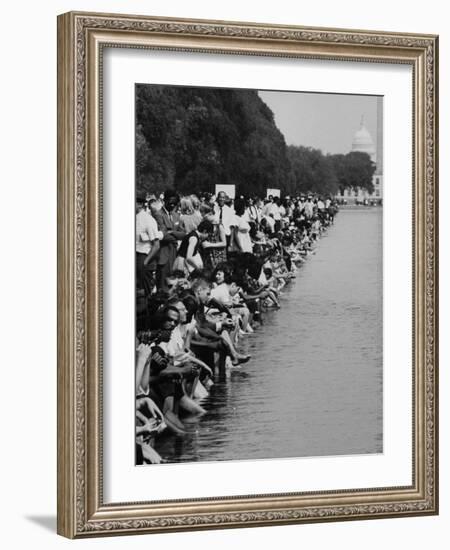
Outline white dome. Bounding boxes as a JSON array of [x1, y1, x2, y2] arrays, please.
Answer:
[[351, 118, 375, 161]]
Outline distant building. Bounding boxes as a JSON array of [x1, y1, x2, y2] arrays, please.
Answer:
[[337, 99, 383, 204]]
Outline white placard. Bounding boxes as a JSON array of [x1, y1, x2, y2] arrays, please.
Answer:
[[103, 47, 412, 503], [266, 188, 281, 198], [215, 184, 236, 199]]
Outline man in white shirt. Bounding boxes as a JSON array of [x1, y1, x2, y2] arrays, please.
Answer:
[[245, 197, 260, 227], [304, 196, 314, 219], [136, 191, 160, 296], [214, 191, 235, 247], [262, 196, 273, 217], [272, 197, 282, 221]]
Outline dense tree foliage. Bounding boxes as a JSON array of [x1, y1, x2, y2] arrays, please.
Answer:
[[286, 147, 375, 196], [136, 85, 290, 196], [136, 85, 376, 197], [287, 146, 338, 196], [331, 151, 376, 194]]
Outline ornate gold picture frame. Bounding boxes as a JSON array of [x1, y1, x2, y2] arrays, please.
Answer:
[[57, 11, 438, 538]]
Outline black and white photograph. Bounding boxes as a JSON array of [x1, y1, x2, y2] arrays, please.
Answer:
[[134, 84, 383, 466], [2, 0, 444, 543]]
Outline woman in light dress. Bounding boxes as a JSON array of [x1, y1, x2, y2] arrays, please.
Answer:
[[230, 198, 253, 254]]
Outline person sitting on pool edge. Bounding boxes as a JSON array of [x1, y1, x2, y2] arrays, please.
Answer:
[[190, 277, 251, 369]]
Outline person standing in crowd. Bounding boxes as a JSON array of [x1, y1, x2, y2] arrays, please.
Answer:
[[304, 196, 314, 219], [317, 196, 325, 213], [272, 197, 282, 231], [214, 191, 235, 248], [262, 195, 281, 231], [190, 194, 203, 226], [179, 196, 201, 233], [255, 197, 264, 218], [230, 198, 253, 254], [261, 200, 276, 234], [153, 189, 186, 289], [136, 190, 160, 297], [262, 195, 274, 217], [201, 213, 227, 269], [245, 197, 260, 228], [297, 196, 306, 216]]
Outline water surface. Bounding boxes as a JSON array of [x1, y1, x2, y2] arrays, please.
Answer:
[[155, 208, 383, 463]]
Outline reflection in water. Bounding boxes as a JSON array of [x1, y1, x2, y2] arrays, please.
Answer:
[[155, 209, 383, 463]]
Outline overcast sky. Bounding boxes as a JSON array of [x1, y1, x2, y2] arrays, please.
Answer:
[[258, 90, 379, 155]]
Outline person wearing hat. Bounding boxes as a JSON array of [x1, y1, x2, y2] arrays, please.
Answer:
[[136, 190, 160, 296]]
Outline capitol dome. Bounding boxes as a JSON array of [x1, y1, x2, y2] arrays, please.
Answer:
[[352, 117, 376, 162]]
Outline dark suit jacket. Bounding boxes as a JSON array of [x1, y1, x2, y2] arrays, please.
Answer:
[[153, 208, 186, 267], [195, 303, 222, 341]]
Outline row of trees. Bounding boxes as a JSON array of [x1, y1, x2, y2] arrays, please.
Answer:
[[136, 85, 376, 197], [287, 147, 376, 196]]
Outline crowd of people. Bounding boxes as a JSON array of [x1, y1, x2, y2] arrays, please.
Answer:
[[135, 189, 339, 464]]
